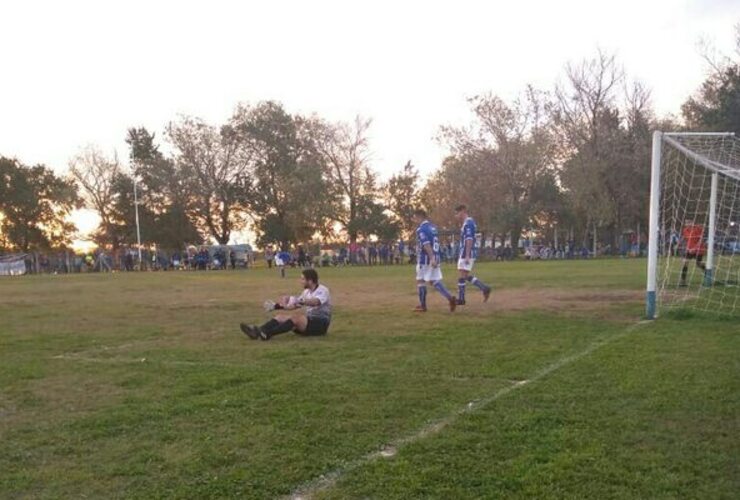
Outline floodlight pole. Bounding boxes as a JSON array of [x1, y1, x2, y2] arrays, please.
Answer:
[[704, 173, 718, 286], [133, 174, 143, 266], [646, 131, 662, 319]]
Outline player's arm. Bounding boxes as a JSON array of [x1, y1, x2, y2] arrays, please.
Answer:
[[423, 242, 437, 266], [274, 295, 302, 310], [299, 296, 321, 307], [464, 238, 473, 259], [294, 289, 326, 308], [463, 223, 475, 259], [291, 288, 326, 307]]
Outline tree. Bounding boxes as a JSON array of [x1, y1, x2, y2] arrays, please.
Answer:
[[554, 50, 627, 250], [435, 87, 558, 250], [682, 27, 740, 134], [0, 157, 80, 251], [618, 82, 654, 237], [314, 116, 382, 244], [167, 114, 254, 244], [126, 128, 201, 249], [104, 172, 157, 249], [235, 101, 332, 249], [68, 145, 123, 248], [420, 154, 492, 231], [554, 51, 660, 253], [348, 194, 399, 242], [383, 161, 420, 238]]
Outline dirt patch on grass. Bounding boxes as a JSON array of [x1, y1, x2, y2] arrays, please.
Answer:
[[337, 286, 643, 319], [491, 288, 642, 314]]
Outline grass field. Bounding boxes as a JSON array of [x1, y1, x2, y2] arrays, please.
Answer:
[[1, 259, 738, 499]]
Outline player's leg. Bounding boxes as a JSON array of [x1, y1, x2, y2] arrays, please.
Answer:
[[288, 314, 309, 334], [241, 311, 291, 340], [413, 263, 428, 311], [696, 253, 706, 271], [680, 255, 691, 285], [459, 258, 491, 302], [457, 256, 473, 304], [415, 277, 428, 312], [429, 266, 456, 312], [294, 316, 330, 336], [457, 267, 469, 305], [464, 261, 491, 302], [255, 313, 301, 340]]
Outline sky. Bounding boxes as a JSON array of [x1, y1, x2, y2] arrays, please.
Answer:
[[1, 0, 738, 242]]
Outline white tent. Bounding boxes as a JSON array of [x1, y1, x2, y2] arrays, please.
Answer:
[[0, 254, 28, 276]]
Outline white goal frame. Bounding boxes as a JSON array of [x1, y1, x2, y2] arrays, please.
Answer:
[[646, 131, 738, 319]]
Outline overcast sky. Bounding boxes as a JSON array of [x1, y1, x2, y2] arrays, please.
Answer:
[[1, 0, 738, 239]]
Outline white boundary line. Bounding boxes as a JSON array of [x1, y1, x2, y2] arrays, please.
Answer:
[[287, 320, 650, 500]]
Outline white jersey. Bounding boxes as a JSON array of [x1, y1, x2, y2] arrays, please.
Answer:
[[298, 284, 332, 321]]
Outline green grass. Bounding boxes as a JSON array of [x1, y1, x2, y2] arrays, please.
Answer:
[[0, 259, 738, 499]]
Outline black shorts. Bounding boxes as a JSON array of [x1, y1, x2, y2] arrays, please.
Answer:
[[685, 252, 704, 263], [297, 316, 330, 336]]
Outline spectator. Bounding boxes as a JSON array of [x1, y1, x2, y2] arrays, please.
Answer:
[[297, 245, 308, 268], [265, 245, 275, 268]]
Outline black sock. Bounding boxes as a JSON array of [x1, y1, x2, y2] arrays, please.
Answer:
[[269, 319, 295, 336], [681, 264, 688, 282], [259, 319, 280, 334]]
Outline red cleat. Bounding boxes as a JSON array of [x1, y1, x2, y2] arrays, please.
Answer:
[[448, 297, 457, 312], [412, 305, 427, 313]]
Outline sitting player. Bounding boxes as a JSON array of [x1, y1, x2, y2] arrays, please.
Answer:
[[240, 268, 331, 340]]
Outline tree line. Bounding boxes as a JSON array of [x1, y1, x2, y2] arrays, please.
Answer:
[[1, 43, 739, 254]]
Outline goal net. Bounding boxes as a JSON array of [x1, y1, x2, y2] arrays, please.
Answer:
[[647, 132, 740, 318]]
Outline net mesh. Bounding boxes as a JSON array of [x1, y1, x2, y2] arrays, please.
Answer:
[[657, 133, 740, 316]]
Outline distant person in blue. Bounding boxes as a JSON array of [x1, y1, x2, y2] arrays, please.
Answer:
[[413, 209, 457, 313], [275, 249, 292, 278], [455, 204, 491, 305]]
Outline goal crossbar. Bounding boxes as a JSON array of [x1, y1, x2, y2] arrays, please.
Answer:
[[662, 134, 740, 182]]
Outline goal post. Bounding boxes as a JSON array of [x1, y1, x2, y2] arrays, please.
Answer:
[[646, 131, 740, 319], [646, 131, 662, 319]]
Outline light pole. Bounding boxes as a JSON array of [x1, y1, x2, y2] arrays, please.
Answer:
[[133, 172, 143, 267]]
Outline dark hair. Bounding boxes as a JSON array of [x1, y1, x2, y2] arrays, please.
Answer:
[[302, 268, 319, 284], [413, 208, 427, 218], [455, 204, 467, 212]]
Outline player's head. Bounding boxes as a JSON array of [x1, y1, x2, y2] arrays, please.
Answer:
[[413, 208, 427, 224], [455, 204, 468, 221], [301, 268, 319, 288]]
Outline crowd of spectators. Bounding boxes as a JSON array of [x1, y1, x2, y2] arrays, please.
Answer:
[[6, 234, 650, 276]]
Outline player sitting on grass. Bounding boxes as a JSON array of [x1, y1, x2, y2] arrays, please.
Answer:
[[240, 268, 331, 341], [454, 204, 492, 305]]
